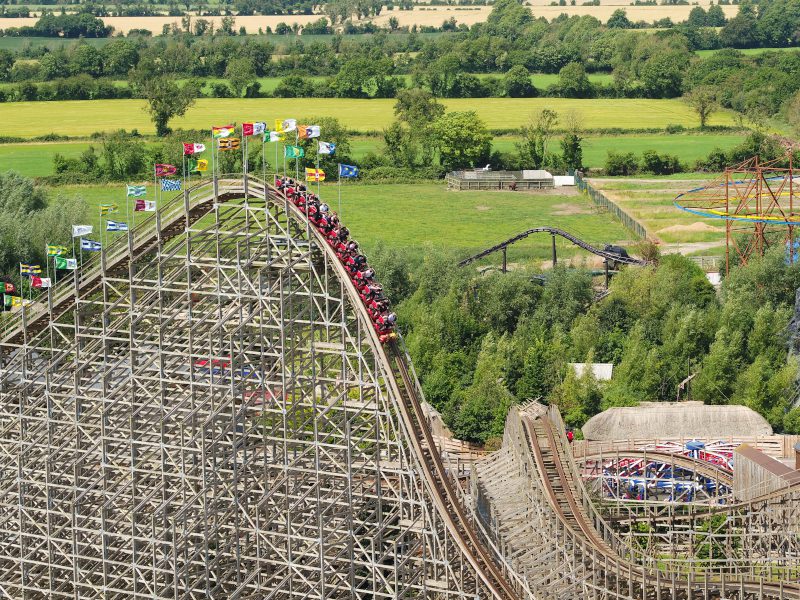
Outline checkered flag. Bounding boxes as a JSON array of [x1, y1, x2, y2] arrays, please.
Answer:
[[161, 179, 182, 192]]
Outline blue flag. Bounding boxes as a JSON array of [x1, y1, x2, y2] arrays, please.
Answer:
[[106, 220, 129, 232], [338, 164, 359, 178], [161, 179, 182, 192], [81, 239, 102, 252]]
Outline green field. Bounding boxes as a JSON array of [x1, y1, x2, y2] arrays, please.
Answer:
[[0, 97, 736, 138], [48, 182, 633, 261], [587, 176, 726, 250], [0, 72, 614, 95], [0, 132, 746, 177], [695, 46, 800, 58]]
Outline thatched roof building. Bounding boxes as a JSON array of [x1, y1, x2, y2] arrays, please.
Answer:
[[581, 401, 773, 441]]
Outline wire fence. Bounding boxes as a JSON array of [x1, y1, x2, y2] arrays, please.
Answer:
[[576, 172, 647, 240]]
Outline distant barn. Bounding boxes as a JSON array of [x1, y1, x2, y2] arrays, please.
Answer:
[[581, 401, 773, 441], [446, 169, 555, 191]]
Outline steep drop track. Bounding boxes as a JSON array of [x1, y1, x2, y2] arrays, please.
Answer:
[[0, 175, 520, 599]]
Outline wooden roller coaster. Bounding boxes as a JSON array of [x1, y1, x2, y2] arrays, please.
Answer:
[[0, 174, 797, 598]]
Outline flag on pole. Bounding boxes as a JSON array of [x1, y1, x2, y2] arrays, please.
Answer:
[[31, 276, 51, 289], [4, 295, 22, 308], [55, 256, 78, 270], [189, 158, 209, 172], [218, 138, 241, 151], [212, 125, 235, 138], [81, 239, 102, 252], [242, 122, 266, 136], [20, 263, 42, 276], [299, 125, 321, 140], [106, 220, 129, 232], [268, 131, 285, 142], [305, 167, 326, 182], [72, 225, 93, 237], [4, 282, 16, 294], [281, 119, 297, 133], [99, 203, 119, 215], [155, 164, 178, 177], [161, 179, 182, 192], [318, 141, 336, 155], [135, 200, 157, 212], [338, 164, 360, 178], [285, 145, 304, 159], [183, 142, 206, 155], [126, 185, 146, 197], [46, 245, 68, 256]]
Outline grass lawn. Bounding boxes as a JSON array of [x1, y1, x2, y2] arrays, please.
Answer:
[[587, 176, 726, 250], [0, 97, 737, 138], [1, 132, 746, 178], [695, 47, 800, 58], [46, 182, 634, 263]]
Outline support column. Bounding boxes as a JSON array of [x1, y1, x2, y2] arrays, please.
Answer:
[[502, 247, 507, 274], [551, 234, 557, 267]]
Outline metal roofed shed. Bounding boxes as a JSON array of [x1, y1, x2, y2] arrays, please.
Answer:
[[446, 169, 555, 190], [581, 401, 774, 441]]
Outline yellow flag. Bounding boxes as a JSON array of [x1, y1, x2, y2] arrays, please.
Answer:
[[274, 119, 284, 133]]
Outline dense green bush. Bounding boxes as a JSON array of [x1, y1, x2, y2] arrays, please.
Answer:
[[387, 246, 800, 443]]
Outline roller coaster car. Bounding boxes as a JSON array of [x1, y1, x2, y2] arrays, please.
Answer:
[[378, 330, 398, 344]]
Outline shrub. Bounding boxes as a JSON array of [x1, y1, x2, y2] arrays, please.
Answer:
[[604, 151, 639, 176], [640, 150, 684, 175]]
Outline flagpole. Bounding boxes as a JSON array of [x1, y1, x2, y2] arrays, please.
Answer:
[[53, 255, 57, 285], [338, 164, 342, 219], [295, 129, 300, 181], [316, 150, 321, 199], [262, 133, 267, 184], [45, 243, 50, 284]]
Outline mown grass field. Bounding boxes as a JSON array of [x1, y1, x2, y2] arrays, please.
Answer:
[[1, 97, 736, 138], [2, 133, 745, 177], [48, 182, 634, 262], [587, 176, 726, 252], [0, 73, 615, 95], [695, 47, 800, 58]]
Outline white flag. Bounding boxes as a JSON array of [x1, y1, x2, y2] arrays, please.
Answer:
[[253, 122, 266, 135], [269, 131, 284, 142], [304, 125, 321, 139], [38, 277, 52, 288], [192, 143, 206, 153], [282, 119, 297, 132], [318, 141, 336, 155], [72, 225, 93, 237], [63, 258, 77, 270]]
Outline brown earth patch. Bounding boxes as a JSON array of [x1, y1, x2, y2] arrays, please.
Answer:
[[551, 202, 593, 216], [657, 222, 724, 234]]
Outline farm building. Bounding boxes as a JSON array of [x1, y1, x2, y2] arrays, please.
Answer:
[[446, 169, 555, 191], [581, 401, 773, 441]]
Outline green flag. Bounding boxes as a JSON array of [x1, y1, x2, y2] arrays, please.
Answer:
[[284, 145, 304, 159], [55, 256, 78, 270]]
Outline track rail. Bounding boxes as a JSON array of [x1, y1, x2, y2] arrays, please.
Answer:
[[520, 408, 800, 598], [577, 449, 734, 488], [457, 227, 647, 267]]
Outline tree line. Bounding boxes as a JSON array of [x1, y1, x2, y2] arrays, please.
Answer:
[[372, 244, 800, 445]]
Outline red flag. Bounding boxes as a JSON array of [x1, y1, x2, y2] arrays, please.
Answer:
[[4, 282, 15, 294], [155, 164, 177, 177], [30, 276, 42, 288], [242, 123, 254, 136], [183, 143, 206, 155]]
